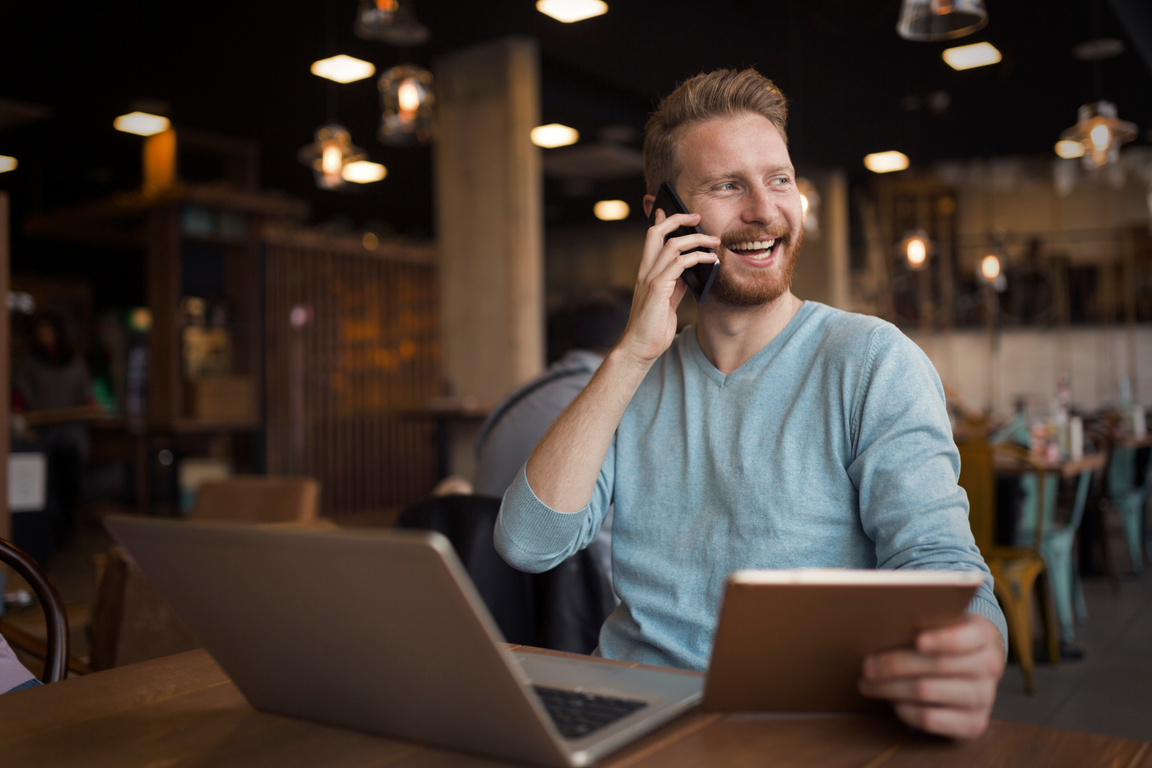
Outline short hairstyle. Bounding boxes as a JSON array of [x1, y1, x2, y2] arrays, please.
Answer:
[[547, 288, 633, 361], [643, 68, 789, 195]]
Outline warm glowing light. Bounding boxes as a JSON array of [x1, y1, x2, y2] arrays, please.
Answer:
[[113, 112, 170, 136], [594, 200, 630, 221], [342, 160, 388, 183], [981, 253, 1001, 281], [311, 55, 376, 84], [362, 232, 380, 250], [0, 156, 16, 173], [128, 307, 153, 332], [321, 143, 344, 176], [800, 193, 810, 215], [942, 42, 1001, 70], [864, 151, 909, 173], [531, 123, 579, 148], [536, 0, 607, 23], [1055, 139, 1085, 159], [1089, 122, 1112, 155], [906, 238, 928, 268], [397, 78, 420, 122]]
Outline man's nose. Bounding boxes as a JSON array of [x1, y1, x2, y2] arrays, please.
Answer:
[[740, 184, 777, 226]]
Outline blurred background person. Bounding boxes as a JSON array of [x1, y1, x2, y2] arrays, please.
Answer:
[[474, 289, 632, 586], [11, 312, 97, 549]]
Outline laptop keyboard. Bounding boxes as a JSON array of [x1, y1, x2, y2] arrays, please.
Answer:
[[532, 685, 648, 739]]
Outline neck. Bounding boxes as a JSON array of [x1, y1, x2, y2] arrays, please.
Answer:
[[695, 291, 803, 374]]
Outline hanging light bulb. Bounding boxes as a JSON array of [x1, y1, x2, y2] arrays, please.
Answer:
[[900, 230, 932, 270], [896, 0, 987, 42], [354, 0, 430, 46], [297, 124, 366, 190], [378, 64, 434, 146], [1059, 101, 1137, 169]]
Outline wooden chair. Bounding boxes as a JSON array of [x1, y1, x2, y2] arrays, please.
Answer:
[[957, 439, 1060, 692], [0, 537, 69, 683], [189, 476, 320, 524]]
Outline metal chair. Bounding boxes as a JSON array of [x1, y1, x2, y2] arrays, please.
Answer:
[[0, 537, 69, 683]]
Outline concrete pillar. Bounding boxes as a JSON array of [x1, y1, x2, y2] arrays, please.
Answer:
[[433, 37, 545, 478]]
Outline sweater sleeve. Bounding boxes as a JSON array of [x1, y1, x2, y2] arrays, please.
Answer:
[[847, 325, 1008, 652], [494, 437, 616, 573]]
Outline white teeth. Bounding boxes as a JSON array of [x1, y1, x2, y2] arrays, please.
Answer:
[[730, 239, 776, 251]]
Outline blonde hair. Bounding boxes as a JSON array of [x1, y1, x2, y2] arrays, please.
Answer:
[[643, 68, 789, 195]]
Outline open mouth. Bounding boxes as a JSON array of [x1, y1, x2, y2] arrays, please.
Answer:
[[726, 238, 779, 260]]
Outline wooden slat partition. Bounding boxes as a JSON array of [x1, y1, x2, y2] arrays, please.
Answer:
[[262, 227, 440, 519]]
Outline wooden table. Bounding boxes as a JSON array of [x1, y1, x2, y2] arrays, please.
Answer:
[[1, 649, 1148, 768]]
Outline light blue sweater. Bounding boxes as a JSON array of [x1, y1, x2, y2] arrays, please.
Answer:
[[496, 302, 1007, 671]]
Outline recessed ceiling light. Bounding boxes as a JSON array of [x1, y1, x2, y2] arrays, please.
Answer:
[[1054, 139, 1086, 159], [113, 112, 170, 136], [594, 200, 629, 221], [311, 55, 376, 84], [864, 151, 909, 173], [536, 0, 607, 23], [943, 42, 1002, 71], [0, 155, 16, 173], [531, 123, 579, 148], [342, 160, 388, 183]]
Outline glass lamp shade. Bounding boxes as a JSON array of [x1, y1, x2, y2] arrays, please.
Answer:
[[1059, 101, 1137, 169], [897, 0, 988, 41], [297, 124, 365, 190], [378, 65, 434, 146], [354, 0, 430, 46]]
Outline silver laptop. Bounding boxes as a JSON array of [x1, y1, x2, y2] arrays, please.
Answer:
[[105, 516, 701, 768]]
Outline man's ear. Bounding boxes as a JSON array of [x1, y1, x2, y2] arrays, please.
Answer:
[[642, 194, 656, 219]]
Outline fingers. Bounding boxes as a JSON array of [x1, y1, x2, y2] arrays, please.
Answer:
[[858, 615, 1005, 739]]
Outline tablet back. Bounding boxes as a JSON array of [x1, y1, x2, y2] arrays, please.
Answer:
[[702, 568, 984, 712]]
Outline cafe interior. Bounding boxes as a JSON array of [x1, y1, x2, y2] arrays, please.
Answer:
[[0, 0, 1151, 762]]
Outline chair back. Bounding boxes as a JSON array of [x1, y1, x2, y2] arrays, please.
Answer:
[[991, 442, 1048, 553], [957, 438, 996, 554], [88, 545, 202, 671], [190, 476, 320, 524], [0, 538, 68, 683], [397, 493, 614, 654]]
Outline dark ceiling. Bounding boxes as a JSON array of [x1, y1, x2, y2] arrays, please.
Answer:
[[1, 0, 1150, 253]]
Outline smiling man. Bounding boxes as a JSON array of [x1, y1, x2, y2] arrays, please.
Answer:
[[495, 68, 1007, 739]]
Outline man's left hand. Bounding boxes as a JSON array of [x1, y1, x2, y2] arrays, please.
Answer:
[[858, 614, 1005, 738]]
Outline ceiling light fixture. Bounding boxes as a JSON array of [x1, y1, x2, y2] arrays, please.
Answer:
[[896, 0, 987, 41], [342, 160, 388, 184], [113, 111, 170, 136], [0, 155, 16, 173], [354, 0, 430, 46], [1060, 100, 1137, 169], [297, 124, 365, 190], [593, 200, 629, 221], [536, 0, 608, 23], [378, 64, 434, 146], [1060, 29, 1136, 169], [1054, 139, 1086, 159], [531, 123, 579, 148], [311, 55, 376, 84], [942, 41, 1001, 70], [864, 151, 909, 174]]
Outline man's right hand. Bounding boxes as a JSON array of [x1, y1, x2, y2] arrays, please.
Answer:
[[617, 210, 719, 367]]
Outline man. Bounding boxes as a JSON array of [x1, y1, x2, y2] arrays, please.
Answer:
[[475, 291, 631, 584], [495, 68, 1006, 739]]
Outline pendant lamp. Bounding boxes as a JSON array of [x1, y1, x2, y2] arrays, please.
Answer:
[[896, 0, 987, 41], [297, 124, 366, 190], [1059, 101, 1137, 169], [377, 64, 434, 146], [354, 0, 430, 46]]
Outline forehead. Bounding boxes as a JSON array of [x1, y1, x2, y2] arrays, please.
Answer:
[[676, 112, 792, 184]]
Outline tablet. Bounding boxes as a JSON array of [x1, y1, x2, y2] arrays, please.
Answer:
[[701, 568, 985, 713]]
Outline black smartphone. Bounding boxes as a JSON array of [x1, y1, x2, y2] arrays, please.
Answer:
[[648, 181, 718, 303]]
